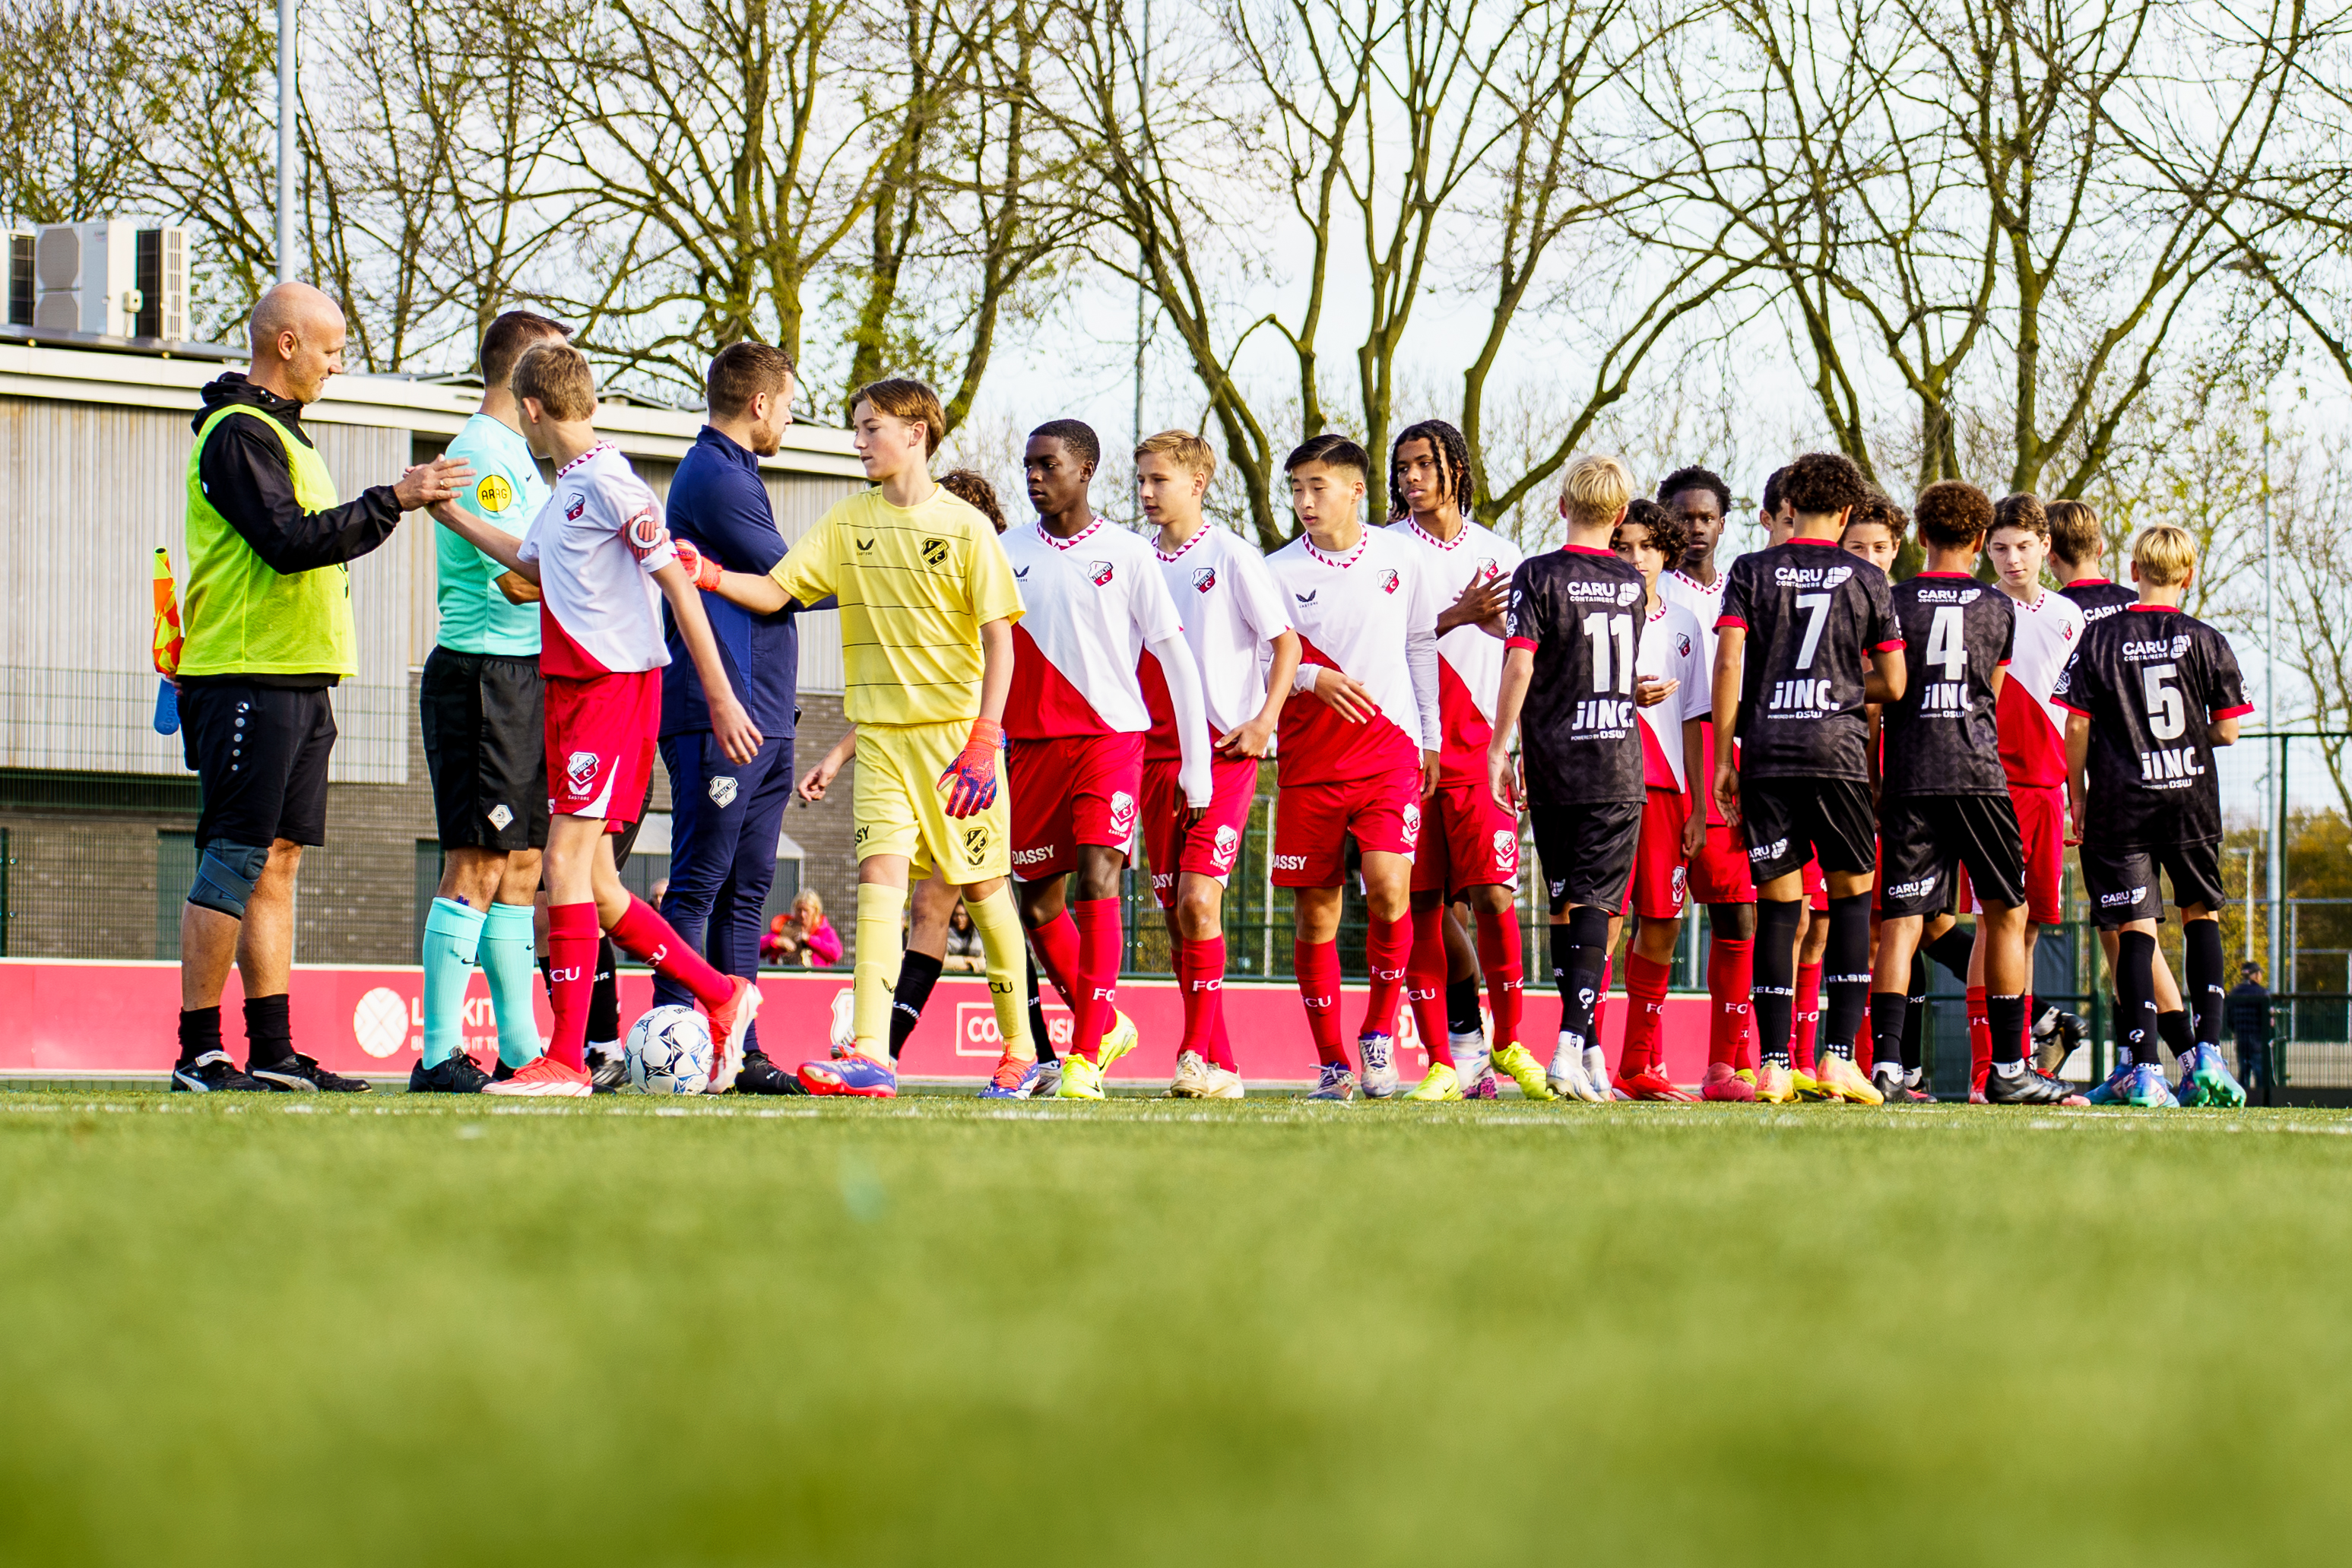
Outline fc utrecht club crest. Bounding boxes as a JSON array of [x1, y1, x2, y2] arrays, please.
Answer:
[[1192, 566, 1217, 593], [1108, 790, 1139, 836], [564, 495, 585, 521], [1491, 828, 1517, 873], [1211, 823, 1240, 870], [565, 750, 600, 794], [1400, 801, 1422, 845], [707, 774, 739, 807], [1675, 633, 1692, 658], [1380, 569, 1401, 594], [1090, 560, 1115, 588]]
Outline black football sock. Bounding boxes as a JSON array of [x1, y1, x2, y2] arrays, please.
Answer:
[[1027, 958, 1057, 1064], [2156, 1006, 2192, 1065], [2110, 996, 2130, 1065], [176, 1006, 223, 1067], [1903, 956, 1928, 1073], [1821, 894, 1872, 1060], [889, 951, 943, 1060], [1446, 975, 1483, 1038], [1987, 993, 2028, 1069], [2185, 920, 2226, 1048], [1870, 993, 1908, 1075], [538, 955, 554, 1002], [1752, 898, 1804, 1067], [1923, 925, 1976, 984], [2116, 932, 2160, 1069], [1551, 906, 1612, 1051], [586, 936, 621, 1047], [242, 993, 294, 1071]]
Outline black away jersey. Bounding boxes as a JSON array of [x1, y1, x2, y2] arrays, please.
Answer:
[[1881, 572, 2014, 797], [2059, 578, 2137, 627], [2052, 605, 2252, 847], [1503, 544, 1648, 806], [1716, 537, 1900, 782]]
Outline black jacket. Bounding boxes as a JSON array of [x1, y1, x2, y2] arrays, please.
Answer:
[[2227, 980, 2271, 1042], [193, 373, 402, 577]]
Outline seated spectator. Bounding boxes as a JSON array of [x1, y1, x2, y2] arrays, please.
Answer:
[[943, 904, 984, 973], [761, 890, 843, 968]]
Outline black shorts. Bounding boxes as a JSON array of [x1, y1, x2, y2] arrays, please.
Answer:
[[1529, 800, 1643, 914], [420, 647, 550, 853], [1740, 775, 1875, 883], [180, 682, 335, 849], [1878, 793, 2024, 917], [2081, 838, 2225, 929]]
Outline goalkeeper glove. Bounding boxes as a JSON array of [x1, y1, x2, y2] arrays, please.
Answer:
[[937, 717, 1004, 818], [672, 538, 724, 591]]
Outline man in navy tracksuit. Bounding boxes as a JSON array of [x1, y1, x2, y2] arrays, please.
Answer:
[[657, 342, 826, 1094]]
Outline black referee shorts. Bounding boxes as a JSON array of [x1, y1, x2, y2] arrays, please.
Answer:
[[1529, 800, 1642, 914], [1878, 792, 2024, 918], [420, 647, 550, 853], [2081, 838, 2226, 929], [1740, 775, 1875, 884], [180, 682, 335, 849]]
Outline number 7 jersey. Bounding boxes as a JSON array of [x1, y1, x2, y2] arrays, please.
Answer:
[[2052, 603, 2251, 848], [1502, 543, 1650, 806], [1716, 537, 1900, 782]]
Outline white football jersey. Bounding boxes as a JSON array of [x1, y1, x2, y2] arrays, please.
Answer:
[[1995, 584, 2086, 788], [1143, 521, 1293, 752], [1001, 517, 1183, 737], [1386, 515, 1523, 784], [1659, 565, 1730, 676], [518, 442, 677, 678], [1265, 524, 1441, 786], [1634, 595, 1712, 792]]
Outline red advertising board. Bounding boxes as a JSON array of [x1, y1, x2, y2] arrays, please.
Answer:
[[0, 958, 1716, 1087]]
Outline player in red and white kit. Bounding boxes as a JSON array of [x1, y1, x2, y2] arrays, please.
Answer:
[[426, 341, 762, 1096], [1656, 464, 1759, 1101], [1004, 420, 1213, 1100], [1612, 499, 1709, 1099], [1385, 420, 1526, 1102], [1266, 434, 1443, 1101], [1136, 430, 1300, 1099]]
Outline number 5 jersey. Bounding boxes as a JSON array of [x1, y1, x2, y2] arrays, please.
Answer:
[[2053, 603, 2252, 848]]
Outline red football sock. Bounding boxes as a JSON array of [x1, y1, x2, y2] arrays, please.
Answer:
[[1793, 960, 1823, 1076], [1030, 910, 1082, 1010], [1295, 938, 1348, 1066], [1473, 907, 1524, 1050], [1178, 936, 1227, 1061], [545, 902, 600, 1072], [1208, 976, 1237, 1073], [1708, 936, 1754, 1069], [1362, 913, 1413, 1041], [1071, 898, 1121, 1062], [1856, 991, 1874, 1074], [1968, 986, 1991, 1093], [1406, 905, 1452, 1066], [1623, 952, 1672, 1079], [608, 895, 734, 1009]]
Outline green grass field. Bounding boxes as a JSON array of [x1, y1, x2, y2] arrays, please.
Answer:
[[4, 1089, 2350, 1565]]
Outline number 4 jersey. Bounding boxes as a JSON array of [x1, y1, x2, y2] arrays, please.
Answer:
[[1503, 543, 1650, 806], [1716, 537, 1900, 782], [1881, 572, 2014, 797], [2053, 603, 2252, 847]]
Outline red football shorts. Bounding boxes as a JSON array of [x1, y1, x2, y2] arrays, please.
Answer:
[[1961, 781, 2065, 926], [1685, 819, 1755, 905], [1621, 786, 1691, 920], [543, 669, 658, 832], [1009, 731, 1146, 880], [1142, 754, 1259, 908], [1410, 779, 1521, 895], [1804, 856, 1829, 912], [1273, 768, 1422, 889]]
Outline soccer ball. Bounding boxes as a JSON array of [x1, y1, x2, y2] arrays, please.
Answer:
[[626, 1005, 714, 1095]]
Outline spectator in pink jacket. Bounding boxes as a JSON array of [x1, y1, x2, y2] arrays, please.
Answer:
[[762, 890, 843, 968]]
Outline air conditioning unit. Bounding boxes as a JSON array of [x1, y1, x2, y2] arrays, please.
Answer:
[[3, 231, 33, 327], [32, 220, 189, 341]]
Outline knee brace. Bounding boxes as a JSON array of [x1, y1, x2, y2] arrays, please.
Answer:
[[188, 841, 270, 920]]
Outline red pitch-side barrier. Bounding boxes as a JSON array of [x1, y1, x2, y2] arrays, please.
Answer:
[[0, 958, 1716, 1085]]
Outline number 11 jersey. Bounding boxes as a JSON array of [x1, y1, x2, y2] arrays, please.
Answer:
[[1502, 543, 1649, 807], [2052, 604, 2251, 848], [1716, 537, 1900, 783]]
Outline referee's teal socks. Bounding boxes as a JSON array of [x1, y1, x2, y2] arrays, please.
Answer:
[[480, 901, 544, 1067], [420, 898, 487, 1069]]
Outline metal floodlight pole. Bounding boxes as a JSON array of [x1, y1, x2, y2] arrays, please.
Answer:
[[2264, 361, 2283, 1000], [276, 0, 298, 284], [1132, 0, 1152, 480]]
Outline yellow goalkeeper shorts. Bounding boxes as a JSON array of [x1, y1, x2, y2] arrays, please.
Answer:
[[851, 720, 1010, 884]]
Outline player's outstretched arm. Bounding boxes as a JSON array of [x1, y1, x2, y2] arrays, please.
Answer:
[[1437, 572, 1510, 639], [799, 728, 857, 803], [1220, 629, 1301, 759], [655, 561, 765, 766], [2065, 709, 2091, 843], [1863, 647, 1907, 706], [428, 499, 537, 583], [674, 539, 792, 614], [1488, 645, 1533, 814], [1710, 626, 1745, 827]]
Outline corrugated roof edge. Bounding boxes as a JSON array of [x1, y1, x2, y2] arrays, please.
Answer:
[[0, 328, 865, 480]]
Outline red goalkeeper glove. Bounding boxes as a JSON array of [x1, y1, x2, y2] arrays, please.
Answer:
[[672, 538, 724, 591], [937, 717, 1004, 819]]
